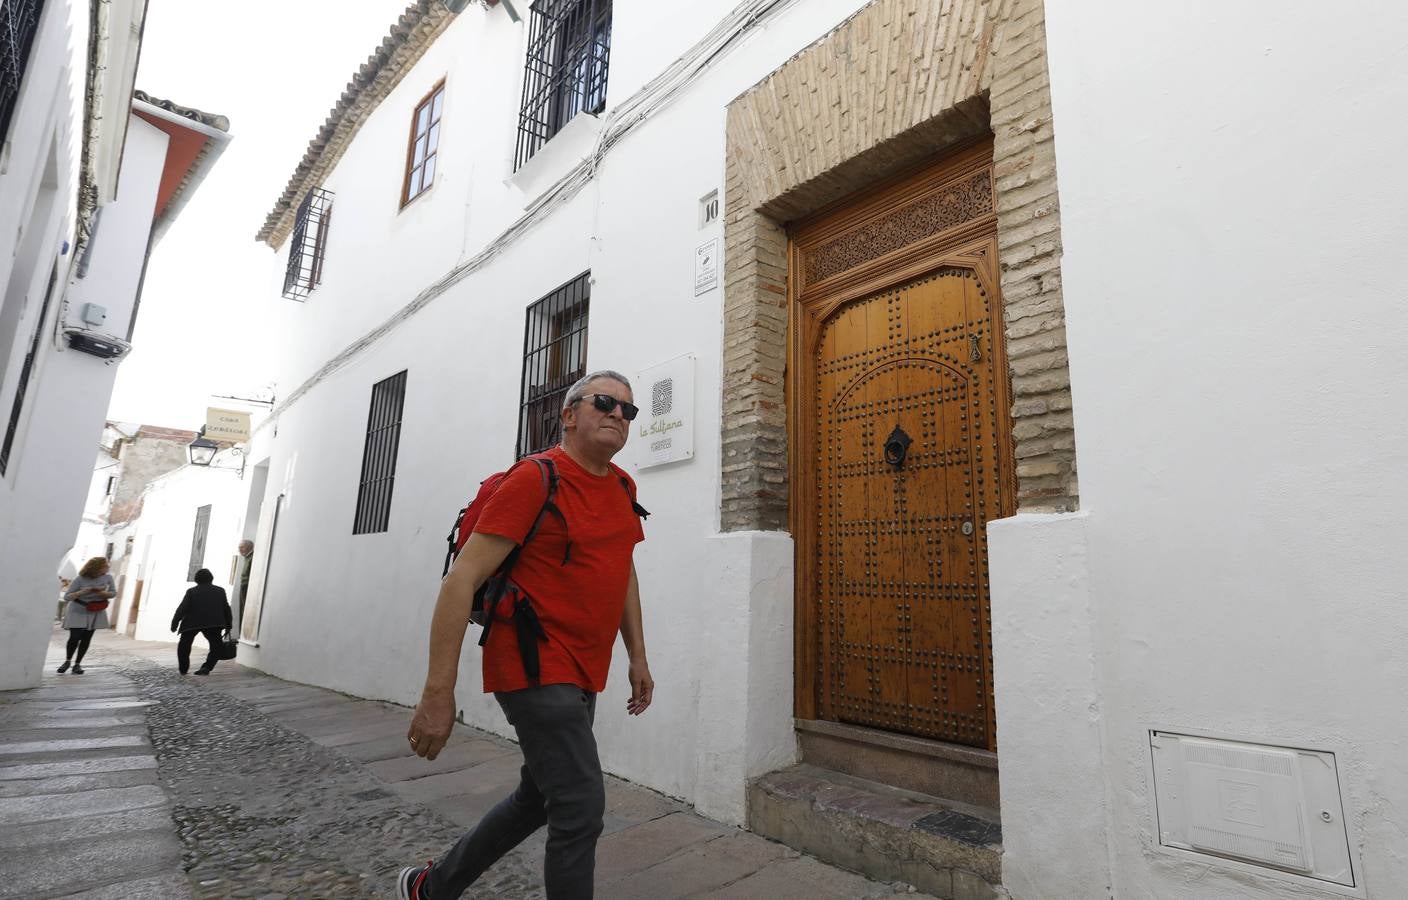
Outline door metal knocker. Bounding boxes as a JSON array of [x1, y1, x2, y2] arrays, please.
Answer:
[[883, 425, 913, 468]]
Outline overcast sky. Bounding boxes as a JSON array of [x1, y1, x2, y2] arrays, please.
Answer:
[[106, 0, 413, 427]]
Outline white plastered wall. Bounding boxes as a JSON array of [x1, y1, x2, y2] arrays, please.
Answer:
[[0, 92, 166, 689], [991, 2, 1408, 897], [237, 0, 881, 822]]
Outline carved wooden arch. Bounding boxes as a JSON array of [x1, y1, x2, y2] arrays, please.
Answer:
[[721, 0, 1077, 533]]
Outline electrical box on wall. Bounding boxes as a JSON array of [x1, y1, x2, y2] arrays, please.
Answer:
[[80, 303, 106, 327], [1150, 731, 1355, 889]]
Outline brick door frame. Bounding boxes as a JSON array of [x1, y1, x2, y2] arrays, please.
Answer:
[[721, 0, 1076, 533]]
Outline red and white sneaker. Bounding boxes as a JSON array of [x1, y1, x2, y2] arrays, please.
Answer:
[[396, 860, 433, 900]]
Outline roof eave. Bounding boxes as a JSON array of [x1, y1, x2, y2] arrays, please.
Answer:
[[133, 95, 233, 246], [255, 0, 463, 250]]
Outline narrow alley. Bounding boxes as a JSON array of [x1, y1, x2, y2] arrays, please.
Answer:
[[0, 630, 939, 899]]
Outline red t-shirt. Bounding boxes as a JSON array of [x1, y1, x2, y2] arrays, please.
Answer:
[[474, 446, 644, 693]]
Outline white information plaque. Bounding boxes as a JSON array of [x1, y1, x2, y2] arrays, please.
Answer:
[[694, 239, 719, 296], [635, 355, 695, 469]]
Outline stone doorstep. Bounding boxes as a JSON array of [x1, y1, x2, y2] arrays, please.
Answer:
[[747, 764, 1006, 900]]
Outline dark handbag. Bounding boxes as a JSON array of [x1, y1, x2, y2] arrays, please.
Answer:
[[217, 630, 238, 661], [84, 600, 110, 612]]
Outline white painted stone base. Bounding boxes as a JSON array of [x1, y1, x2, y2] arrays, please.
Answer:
[[989, 511, 1111, 900], [692, 529, 798, 825]]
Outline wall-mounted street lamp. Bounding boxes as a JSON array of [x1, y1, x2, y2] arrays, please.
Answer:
[[188, 429, 219, 466], [187, 427, 246, 477]]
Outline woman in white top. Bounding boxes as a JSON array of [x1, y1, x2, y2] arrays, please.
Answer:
[[59, 557, 116, 674]]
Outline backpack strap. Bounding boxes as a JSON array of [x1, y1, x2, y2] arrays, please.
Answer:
[[521, 457, 565, 545], [476, 455, 561, 649], [442, 503, 470, 578], [611, 465, 651, 520]]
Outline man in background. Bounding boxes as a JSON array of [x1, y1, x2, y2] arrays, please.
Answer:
[[235, 540, 253, 605]]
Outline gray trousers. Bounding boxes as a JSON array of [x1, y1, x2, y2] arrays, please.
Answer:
[[426, 684, 604, 900]]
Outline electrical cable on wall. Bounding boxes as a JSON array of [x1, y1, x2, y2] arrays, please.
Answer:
[[258, 0, 803, 434]]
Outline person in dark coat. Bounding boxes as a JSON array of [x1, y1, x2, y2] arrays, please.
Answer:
[[171, 569, 233, 675]]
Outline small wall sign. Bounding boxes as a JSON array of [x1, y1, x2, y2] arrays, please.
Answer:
[[694, 239, 719, 297], [635, 355, 694, 469], [206, 408, 251, 442]]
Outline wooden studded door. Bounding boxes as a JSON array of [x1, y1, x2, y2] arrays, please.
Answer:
[[789, 141, 1014, 751]]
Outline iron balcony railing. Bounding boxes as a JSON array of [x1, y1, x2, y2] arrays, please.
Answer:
[[515, 0, 611, 170], [282, 187, 334, 301]]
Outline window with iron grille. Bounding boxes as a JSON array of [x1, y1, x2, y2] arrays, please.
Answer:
[[0, 264, 57, 476], [353, 370, 407, 535], [402, 81, 445, 207], [517, 273, 590, 457], [187, 505, 211, 580], [282, 187, 334, 301], [0, 0, 45, 147], [515, 0, 611, 170]]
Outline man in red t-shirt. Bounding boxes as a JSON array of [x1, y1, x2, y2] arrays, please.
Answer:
[[400, 371, 653, 900]]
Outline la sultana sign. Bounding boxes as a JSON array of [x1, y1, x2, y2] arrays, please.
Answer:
[[635, 355, 694, 469]]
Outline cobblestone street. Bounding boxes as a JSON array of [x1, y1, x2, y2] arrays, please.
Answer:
[[1, 630, 935, 899]]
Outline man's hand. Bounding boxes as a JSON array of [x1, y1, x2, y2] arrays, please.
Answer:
[[626, 657, 654, 716], [407, 686, 456, 760]]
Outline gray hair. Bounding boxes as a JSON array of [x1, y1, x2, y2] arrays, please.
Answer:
[[563, 370, 632, 410]]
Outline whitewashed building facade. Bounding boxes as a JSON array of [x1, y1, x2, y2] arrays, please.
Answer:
[[239, 1, 1408, 897], [0, 0, 229, 690]]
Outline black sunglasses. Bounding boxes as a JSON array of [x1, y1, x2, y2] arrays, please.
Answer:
[[574, 393, 639, 421]]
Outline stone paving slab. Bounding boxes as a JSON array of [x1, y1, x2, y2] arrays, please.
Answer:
[[0, 742, 155, 769], [595, 811, 731, 882], [0, 753, 158, 781], [0, 697, 142, 717], [387, 751, 526, 805], [310, 718, 410, 748], [336, 731, 451, 763], [3, 826, 184, 897], [1, 713, 148, 730], [604, 832, 790, 899], [51, 698, 156, 711], [261, 698, 368, 720], [366, 736, 516, 782], [0, 783, 167, 825], [0, 733, 150, 755], [0, 723, 148, 741], [271, 707, 405, 737], [66, 873, 193, 899], [706, 855, 914, 899], [0, 804, 175, 850], [0, 765, 159, 798]]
